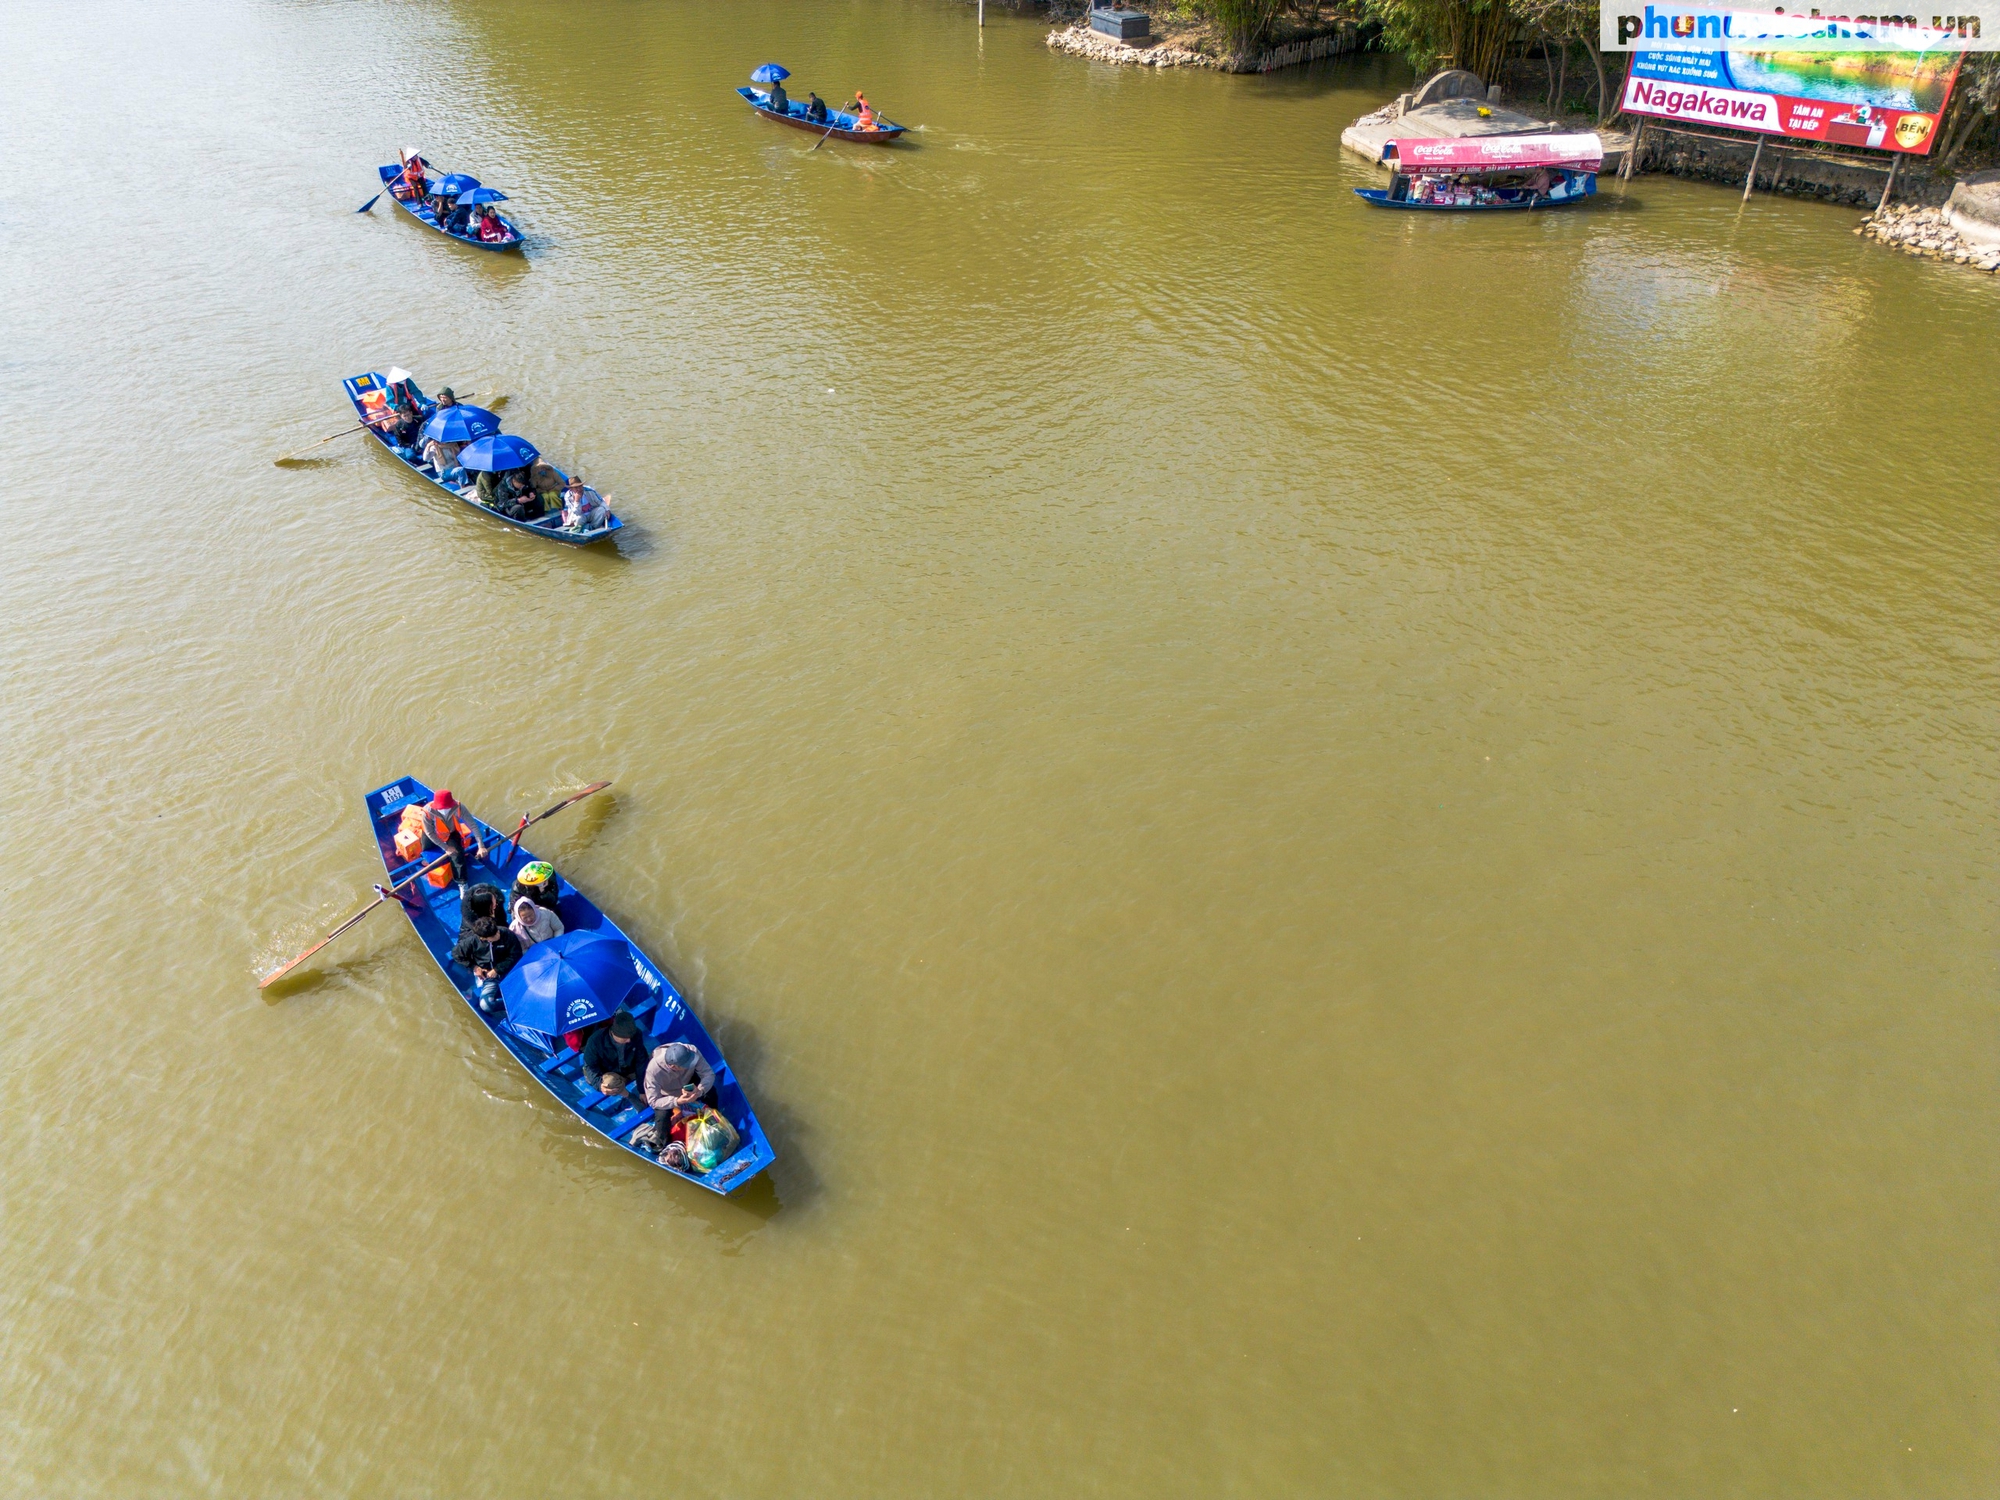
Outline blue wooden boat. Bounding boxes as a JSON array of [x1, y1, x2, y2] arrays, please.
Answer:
[[365, 776, 776, 1194], [376, 162, 524, 249], [1353, 169, 1596, 210], [1355, 133, 1601, 211], [737, 86, 907, 144], [344, 371, 622, 546]]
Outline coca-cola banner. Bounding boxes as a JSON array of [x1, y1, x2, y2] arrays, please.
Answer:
[[1622, 47, 1964, 153]]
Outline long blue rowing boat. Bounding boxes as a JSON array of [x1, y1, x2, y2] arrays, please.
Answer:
[[343, 370, 622, 546], [736, 86, 907, 143], [376, 162, 524, 249], [366, 776, 776, 1194]]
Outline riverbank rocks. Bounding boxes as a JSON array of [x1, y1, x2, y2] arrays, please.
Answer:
[[1857, 202, 2000, 272], [1046, 18, 1360, 72], [1945, 169, 2000, 249], [1048, 23, 1214, 67]]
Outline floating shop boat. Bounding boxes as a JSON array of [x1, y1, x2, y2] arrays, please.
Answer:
[[365, 776, 776, 1194], [736, 86, 907, 144], [1355, 133, 1602, 210], [375, 159, 525, 249], [343, 370, 622, 545]]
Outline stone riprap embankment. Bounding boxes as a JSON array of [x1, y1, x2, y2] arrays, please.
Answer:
[[1856, 201, 2000, 272], [1047, 20, 1361, 72]]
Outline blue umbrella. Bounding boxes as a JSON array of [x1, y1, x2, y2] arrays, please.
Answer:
[[750, 63, 790, 84], [419, 403, 501, 444], [500, 930, 648, 1037], [458, 185, 509, 206], [435, 172, 481, 195], [457, 433, 540, 472]]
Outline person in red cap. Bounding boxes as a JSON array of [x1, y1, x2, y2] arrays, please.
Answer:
[[421, 788, 485, 885]]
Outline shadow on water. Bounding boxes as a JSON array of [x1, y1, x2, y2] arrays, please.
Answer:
[[607, 520, 661, 561], [712, 1016, 820, 1215]]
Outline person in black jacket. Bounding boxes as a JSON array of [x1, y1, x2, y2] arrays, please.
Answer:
[[580, 1010, 650, 1099], [452, 916, 521, 1014]]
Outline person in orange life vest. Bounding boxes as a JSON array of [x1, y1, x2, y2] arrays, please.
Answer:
[[854, 92, 877, 131], [421, 788, 486, 885], [396, 153, 427, 201]]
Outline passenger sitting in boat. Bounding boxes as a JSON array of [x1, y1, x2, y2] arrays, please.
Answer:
[[426, 186, 457, 221], [493, 466, 543, 521], [451, 915, 521, 1015], [421, 788, 484, 884], [805, 92, 828, 124], [644, 1039, 717, 1136], [475, 207, 510, 243], [513, 860, 563, 914], [528, 460, 566, 513], [560, 476, 609, 533], [422, 435, 465, 483], [510, 894, 563, 948], [766, 79, 790, 114], [460, 880, 506, 933], [473, 465, 506, 509], [581, 1009, 651, 1099]]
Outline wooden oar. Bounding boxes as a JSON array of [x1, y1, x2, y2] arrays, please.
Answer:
[[358, 190, 383, 213], [812, 100, 858, 152], [258, 779, 611, 989], [259, 848, 456, 989], [273, 390, 507, 465], [496, 781, 613, 869]]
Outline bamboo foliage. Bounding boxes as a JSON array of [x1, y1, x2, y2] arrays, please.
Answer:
[[1202, 0, 1289, 49], [1365, 0, 1515, 83]]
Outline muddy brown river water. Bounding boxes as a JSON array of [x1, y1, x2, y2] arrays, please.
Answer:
[[2, 0, 1995, 1494]]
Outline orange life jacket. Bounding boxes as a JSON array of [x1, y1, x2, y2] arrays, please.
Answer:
[[422, 803, 476, 850], [856, 96, 875, 130], [400, 158, 425, 196]]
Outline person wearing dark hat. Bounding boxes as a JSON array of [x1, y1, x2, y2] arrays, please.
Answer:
[[580, 1010, 651, 1101], [420, 788, 485, 886], [434, 387, 459, 408]]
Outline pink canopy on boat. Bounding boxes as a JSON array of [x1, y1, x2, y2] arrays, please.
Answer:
[[1386, 133, 1604, 173]]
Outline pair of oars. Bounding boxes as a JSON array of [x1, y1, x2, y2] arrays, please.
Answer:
[[258, 780, 612, 990], [272, 390, 507, 466]]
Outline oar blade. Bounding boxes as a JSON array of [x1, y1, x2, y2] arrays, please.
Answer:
[[259, 894, 386, 988], [357, 192, 382, 214]]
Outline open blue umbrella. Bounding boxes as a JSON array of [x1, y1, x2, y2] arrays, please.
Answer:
[[457, 433, 540, 472], [750, 63, 790, 84], [419, 403, 500, 444], [500, 929, 648, 1037], [435, 172, 481, 196], [458, 185, 509, 206]]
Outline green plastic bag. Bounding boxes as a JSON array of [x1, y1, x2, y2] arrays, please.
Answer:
[[683, 1108, 741, 1174]]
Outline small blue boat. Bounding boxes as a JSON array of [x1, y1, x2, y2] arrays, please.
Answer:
[[737, 86, 907, 144], [365, 776, 776, 1195], [343, 370, 622, 546], [1353, 169, 1596, 210], [376, 161, 524, 249], [1355, 133, 1602, 211]]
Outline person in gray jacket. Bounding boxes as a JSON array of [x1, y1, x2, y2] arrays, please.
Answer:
[[643, 1040, 716, 1137]]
